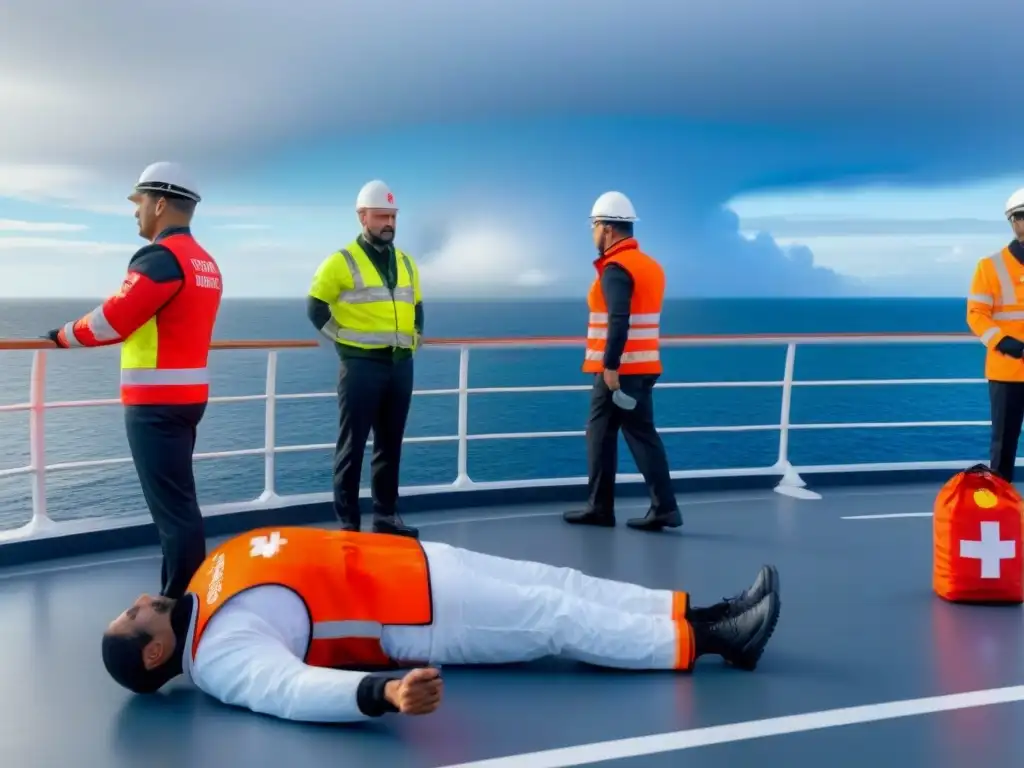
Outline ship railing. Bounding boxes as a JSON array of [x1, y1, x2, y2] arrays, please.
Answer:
[[0, 333, 986, 542]]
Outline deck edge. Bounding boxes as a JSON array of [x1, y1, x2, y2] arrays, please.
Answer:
[[0, 468, 946, 568]]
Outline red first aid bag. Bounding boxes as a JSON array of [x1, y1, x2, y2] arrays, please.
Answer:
[[933, 464, 1024, 603]]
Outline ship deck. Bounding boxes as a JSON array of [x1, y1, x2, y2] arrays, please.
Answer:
[[2, 482, 1023, 768]]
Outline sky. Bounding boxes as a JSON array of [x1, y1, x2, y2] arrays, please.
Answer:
[[1, 0, 1022, 300]]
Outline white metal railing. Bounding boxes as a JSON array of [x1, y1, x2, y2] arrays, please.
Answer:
[[0, 333, 992, 543]]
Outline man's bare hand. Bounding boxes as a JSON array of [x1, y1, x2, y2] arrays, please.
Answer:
[[384, 667, 443, 715]]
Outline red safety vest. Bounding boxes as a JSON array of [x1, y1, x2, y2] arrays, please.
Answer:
[[583, 238, 665, 376], [120, 233, 222, 406], [185, 527, 434, 668]]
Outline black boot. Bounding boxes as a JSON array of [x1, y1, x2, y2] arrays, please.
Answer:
[[693, 592, 781, 671], [625, 506, 682, 531], [372, 512, 419, 538], [689, 565, 779, 623], [563, 509, 616, 527]]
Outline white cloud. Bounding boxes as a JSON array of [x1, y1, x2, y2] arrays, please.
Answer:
[[767, 232, 997, 295], [0, 236, 129, 255], [0, 218, 87, 232], [0, 164, 101, 203], [417, 223, 559, 298]]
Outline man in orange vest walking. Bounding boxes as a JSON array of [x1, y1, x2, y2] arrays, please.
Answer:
[[45, 162, 223, 600], [99, 525, 781, 720], [564, 191, 683, 532], [967, 188, 1024, 482]]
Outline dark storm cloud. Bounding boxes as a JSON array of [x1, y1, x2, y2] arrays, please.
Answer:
[[0, 0, 1019, 295]]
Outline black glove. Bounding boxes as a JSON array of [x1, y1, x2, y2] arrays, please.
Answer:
[[996, 336, 1024, 359], [42, 329, 63, 348]]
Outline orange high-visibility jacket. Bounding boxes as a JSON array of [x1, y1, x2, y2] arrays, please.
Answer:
[[185, 527, 433, 669], [967, 246, 1024, 382], [583, 238, 665, 376]]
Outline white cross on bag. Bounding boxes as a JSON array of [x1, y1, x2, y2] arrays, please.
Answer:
[[960, 521, 1016, 579]]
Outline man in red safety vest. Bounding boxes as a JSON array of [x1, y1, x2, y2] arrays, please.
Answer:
[[44, 162, 223, 599]]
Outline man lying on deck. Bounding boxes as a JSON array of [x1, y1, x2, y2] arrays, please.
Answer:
[[101, 526, 781, 722]]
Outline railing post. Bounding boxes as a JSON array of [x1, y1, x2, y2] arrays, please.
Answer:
[[453, 344, 472, 487], [259, 351, 278, 501], [773, 342, 820, 500], [28, 350, 54, 531]]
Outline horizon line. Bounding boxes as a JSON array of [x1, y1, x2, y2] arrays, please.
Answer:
[[0, 294, 967, 302]]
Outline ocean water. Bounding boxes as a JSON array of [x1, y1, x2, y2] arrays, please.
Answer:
[[0, 297, 986, 531]]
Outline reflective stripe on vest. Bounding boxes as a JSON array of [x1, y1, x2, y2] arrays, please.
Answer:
[[327, 245, 418, 348], [61, 306, 121, 347], [983, 250, 1024, 329], [121, 367, 209, 386], [311, 620, 382, 640]]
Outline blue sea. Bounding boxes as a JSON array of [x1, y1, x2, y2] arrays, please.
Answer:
[[0, 297, 987, 531]]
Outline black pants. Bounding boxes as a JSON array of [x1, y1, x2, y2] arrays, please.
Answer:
[[586, 374, 678, 515], [989, 380, 1024, 482], [124, 403, 207, 599], [333, 355, 414, 525]]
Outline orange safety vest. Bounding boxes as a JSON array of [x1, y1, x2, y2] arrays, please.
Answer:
[[582, 238, 665, 375], [120, 233, 223, 406], [967, 246, 1024, 382], [185, 527, 434, 669]]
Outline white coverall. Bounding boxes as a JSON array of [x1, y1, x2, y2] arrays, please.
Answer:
[[183, 541, 683, 722]]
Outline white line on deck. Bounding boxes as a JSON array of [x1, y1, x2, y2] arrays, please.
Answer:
[[435, 684, 1024, 767], [841, 512, 932, 520]]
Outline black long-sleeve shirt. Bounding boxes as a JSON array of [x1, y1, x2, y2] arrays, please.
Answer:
[[600, 264, 633, 371]]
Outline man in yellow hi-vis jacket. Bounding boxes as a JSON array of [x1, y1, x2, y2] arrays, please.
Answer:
[[967, 187, 1024, 482], [306, 180, 423, 537]]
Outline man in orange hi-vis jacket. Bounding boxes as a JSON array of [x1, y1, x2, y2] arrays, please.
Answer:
[[100, 526, 781, 722], [967, 188, 1024, 482], [564, 191, 682, 532]]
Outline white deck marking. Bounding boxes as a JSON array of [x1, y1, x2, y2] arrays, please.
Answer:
[[435, 685, 1024, 767], [841, 512, 932, 520]]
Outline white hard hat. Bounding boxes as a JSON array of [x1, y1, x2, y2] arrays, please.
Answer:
[[356, 180, 398, 212], [1006, 188, 1024, 219], [590, 191, 637, 223], [130, 161, 201, 203]]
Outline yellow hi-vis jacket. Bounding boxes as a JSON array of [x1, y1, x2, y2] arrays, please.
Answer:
[[308, 239, 421, 350]]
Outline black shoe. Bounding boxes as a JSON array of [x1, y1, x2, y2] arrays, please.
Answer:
[[373, 513, 419, 538], [723, 565, 779, 618], [625, 507, 682, 531], [563, 509, 616, 527], [709, 592, 781, 671], [688, 565, 778, 623]]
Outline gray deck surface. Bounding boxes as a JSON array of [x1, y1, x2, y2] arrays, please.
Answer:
[[1, 483, 1021, 767]]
